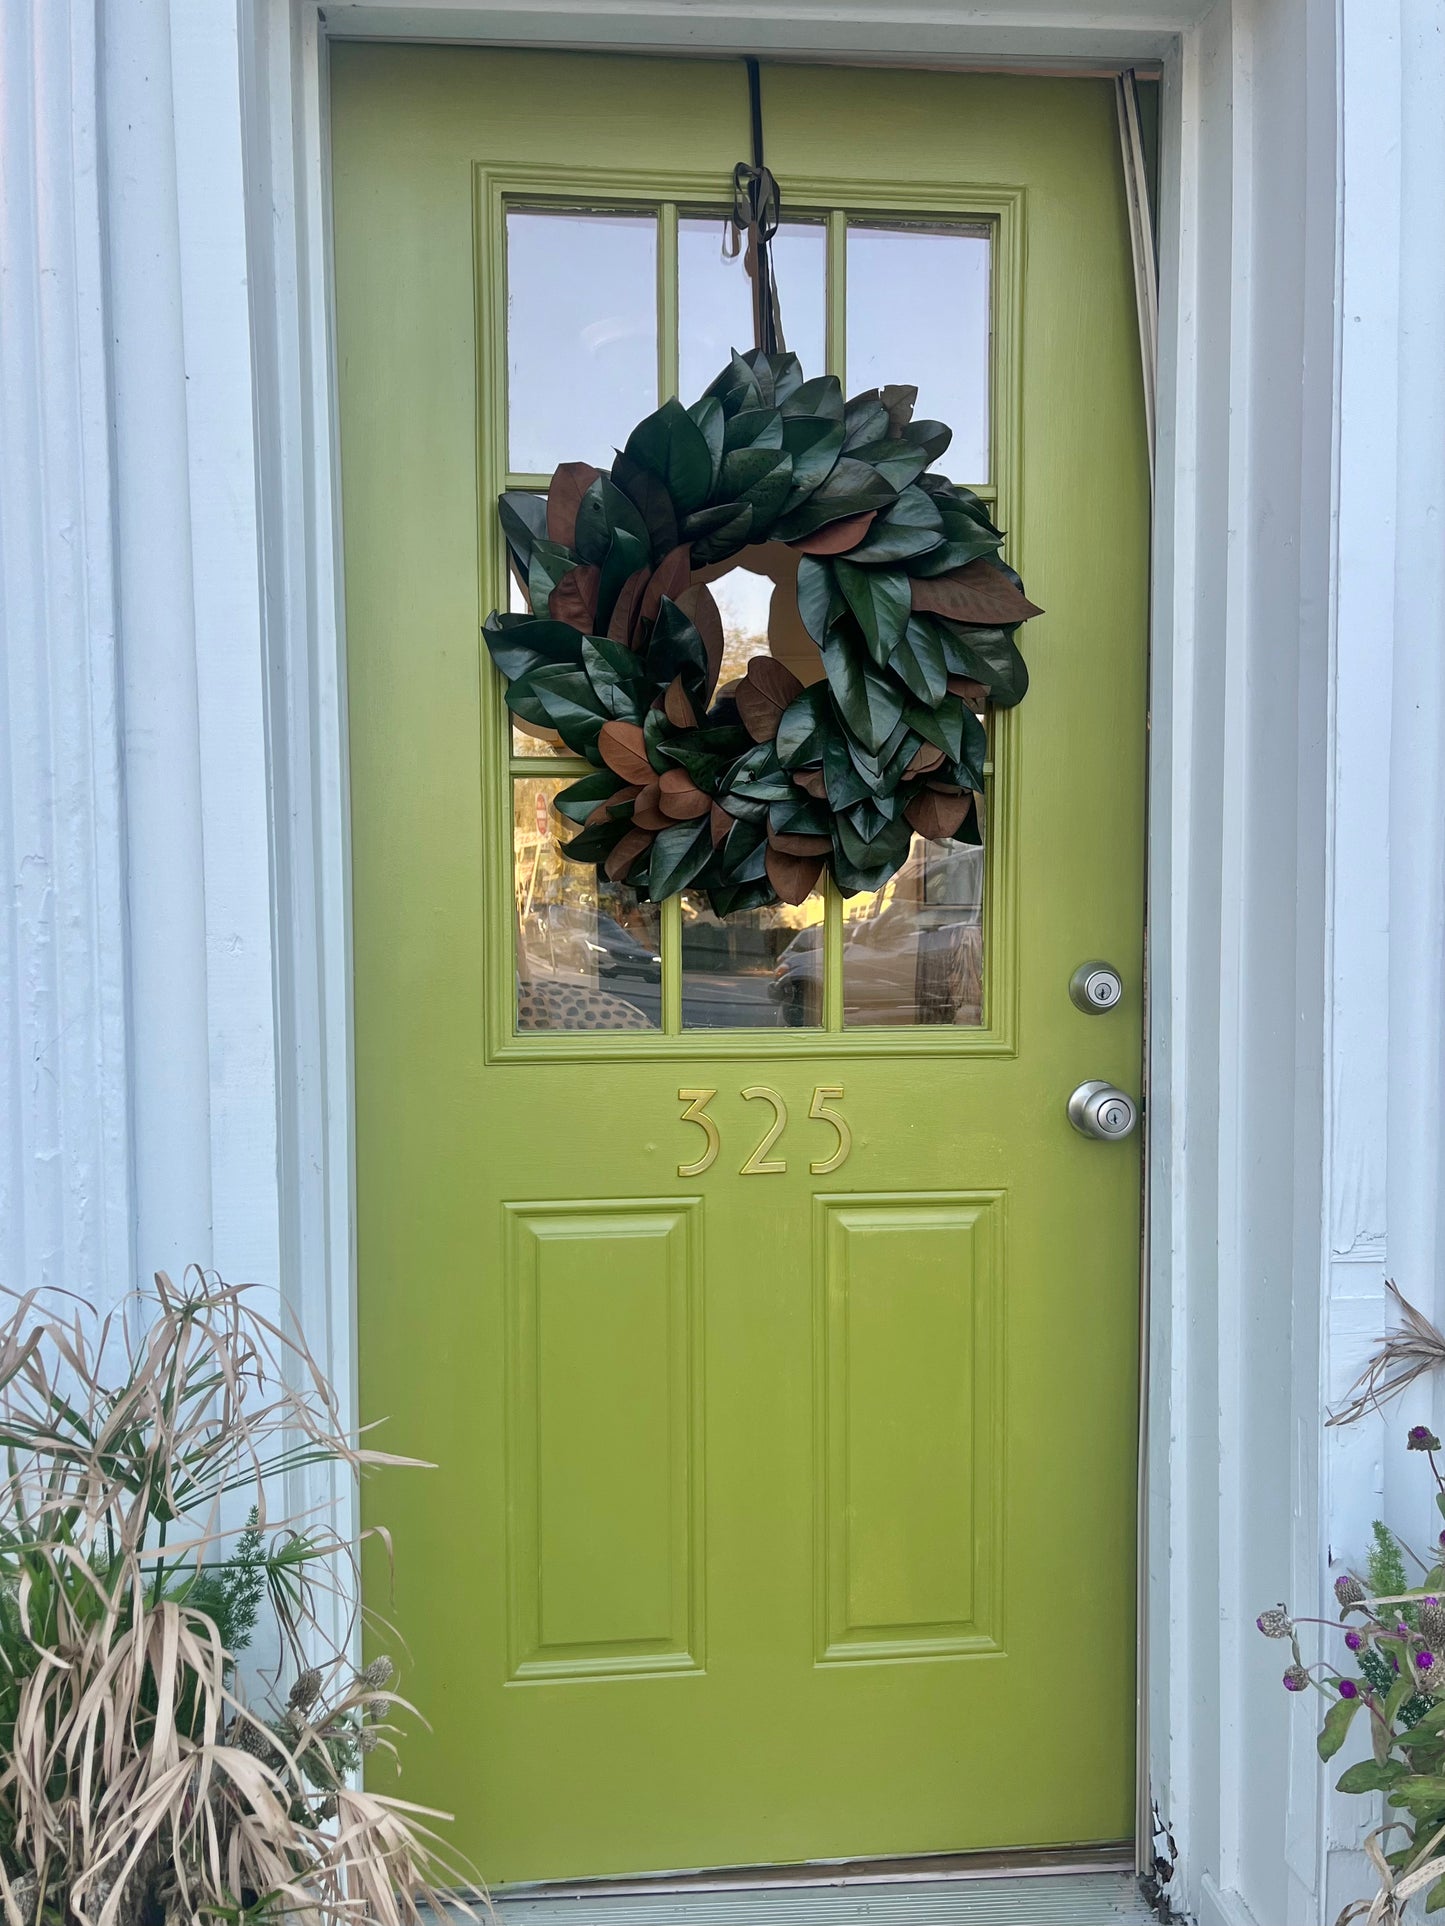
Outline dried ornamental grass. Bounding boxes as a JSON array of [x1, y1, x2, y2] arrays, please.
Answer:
[[0, 1270, 479, 1926]]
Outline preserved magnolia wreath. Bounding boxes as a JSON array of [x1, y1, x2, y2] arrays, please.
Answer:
[[484, 348, 1042, 912]]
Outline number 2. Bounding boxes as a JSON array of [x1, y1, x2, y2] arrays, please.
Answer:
[[808, 1085, 851, 1176], [739, 1086, 788, 1175], [676, 1088, 720, 1177]]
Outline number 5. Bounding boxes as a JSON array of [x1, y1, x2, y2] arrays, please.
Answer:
[[677, 1088, 720, 1178], [809, 1085, 851, 1176]]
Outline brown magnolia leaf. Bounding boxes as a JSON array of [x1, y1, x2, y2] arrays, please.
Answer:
[[767, 828, 832, 858], [788, 510, 876, 557], [658, 768, 711, 820], [792, 768, 828, 800], [904, 742, 946, 779], [633, 783, 671, 831], [736, 656, 805, 742], [906, 789, 975, 841], [946, 674, 989, 712], [709, 802, 734, 848], [597, 720, 654, 786], [881, 383, 918, 437], [604, 826, 654, 882], [607, 567, 651, 647], [663, 676, 698, 728], [765, 845, 825, 905], [548, 563, 601, 630], [910, 560, 1043, 626], [640, 544, 692, 623], [676, 582, 724, 698], [584, 784, 640, 827], [546, 461, 601, 547]]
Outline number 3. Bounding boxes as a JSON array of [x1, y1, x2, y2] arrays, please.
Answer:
[[676, 1089, 720, 1178], [809, 1085, 851, 1175]]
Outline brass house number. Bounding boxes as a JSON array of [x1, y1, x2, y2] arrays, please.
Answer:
[[676, 1086, 852, 1179]]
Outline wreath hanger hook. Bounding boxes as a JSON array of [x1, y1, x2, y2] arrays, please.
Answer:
[[727, 57, 785, 357]]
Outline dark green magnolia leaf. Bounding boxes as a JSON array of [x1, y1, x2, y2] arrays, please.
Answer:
[[688, 502, 755, 565], [904, 691, 968, 762], [559, 819, 629, 865], [554, 770, 627, 825], [708, 879, 777, 917], [512, 665, 609, 759], [581, 636, 650, 720], [720, 447, 794, 526], [781, 372, 845, 423], [624, 397, 714, 515], [796, 556, 842, 644], [832, 853, 899, 896], [773, 457, 898, 541], [642, 706, 671, 768], [611, 451, 680, 559], [775, 684, 834, 768], [843, 391, 889, 449], [647, 597, 710, 702], [722, 741, 795, 806], [781, 415, 846, 506], [889, 617, 948, 706], [834, 562, 911, 667], [705, 350, 765, 417], [844, 485, 945, 565], [720, 816, 769, 883], [723, 408, 784, 454], [769, 352, 804, 406], [1317, 1693, 1364, 1762], [909, 419, 953, 463], [499, 491, 548, 575], [846, 438, 931, 497], [822, 730, 872, 809], [573, 475, 652, 566], [768, 795, 833, 840], [939, 621, 1030, 706], [738, 349, 777, 408], [687, 395, 725, 493], [527, 539, 576, 617], [648, 818, 713, 899], [595, 526, 650, 634], [482, 613, 585, 679], [821, 626, 905, 752], [653, 739, 724, 789], [910, 530, 1005, 576], [836, 807, 910, 872]]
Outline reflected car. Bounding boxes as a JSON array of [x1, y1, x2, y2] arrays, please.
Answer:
[[529, 904, 662, 982], [771, 909, 982, 1026]]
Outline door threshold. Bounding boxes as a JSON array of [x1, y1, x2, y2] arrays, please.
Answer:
[[495, 1841, 1133, 1902]]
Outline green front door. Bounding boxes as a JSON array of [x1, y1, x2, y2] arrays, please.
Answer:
[[333, 44, 1147, 1887]]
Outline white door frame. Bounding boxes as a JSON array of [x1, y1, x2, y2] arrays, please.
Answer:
[[13, 3, 1440, 1923]]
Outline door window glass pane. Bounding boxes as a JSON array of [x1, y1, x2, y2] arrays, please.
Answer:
[[681, 893, 823, 1029], [694, 542, 827, 693], [842, 829, 985, 1027], [514, 778, 662, 1031], [678, 216, 826, 399], [846, 223, 990, 483], [507, 209, 658, 474]]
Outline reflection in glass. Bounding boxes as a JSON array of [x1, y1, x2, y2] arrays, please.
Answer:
[[507, 210, 658, 475], [695, 542, 827, 692], [842, 831, 985, 1027], [678, 217, 827, 401], [846, 224, 990, 483], [514, 778, 662, 1030], [681, 892, 823, 1029]]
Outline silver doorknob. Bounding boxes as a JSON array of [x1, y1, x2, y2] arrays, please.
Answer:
[[1068, 1080, 1139, 1140], [1069, 960, 1124, 1012]]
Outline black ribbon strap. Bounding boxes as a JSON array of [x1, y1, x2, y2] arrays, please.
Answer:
[[726, 58, 786, 356]]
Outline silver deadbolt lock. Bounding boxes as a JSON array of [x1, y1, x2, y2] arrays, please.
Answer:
[[1068, 1080, 1139, 1141], [1069, 960, 1124, 1013]]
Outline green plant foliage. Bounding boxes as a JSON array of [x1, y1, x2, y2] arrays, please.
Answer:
[[484, 349, 1042, 909], [1262, 1425, 1445, 1916]]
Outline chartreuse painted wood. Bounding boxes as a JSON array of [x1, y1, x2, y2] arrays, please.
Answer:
[[331, 45, 1147, 1886]]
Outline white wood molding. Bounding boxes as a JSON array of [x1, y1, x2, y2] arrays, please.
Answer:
[[0, 1, 131, 1303]]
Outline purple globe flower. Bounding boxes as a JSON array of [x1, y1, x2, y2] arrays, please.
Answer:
[[1408, 1424, 1442, 1451], [1339, 1679, 1359, 1699], [1284, 1666, 1309, 1692], [1421, 1651, 1436, 1670], [1346, 1630, 1363, 1651], [1399, 1623, 1412, 1637]]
